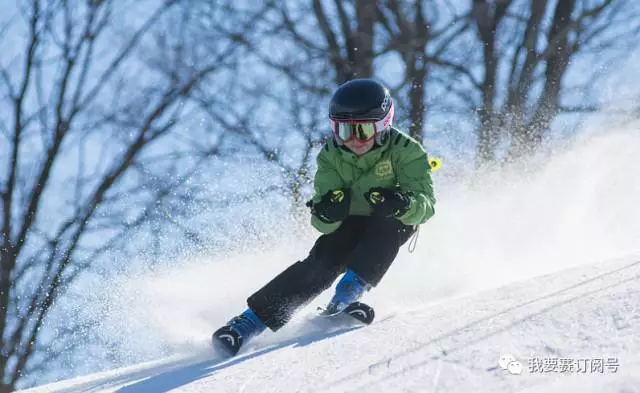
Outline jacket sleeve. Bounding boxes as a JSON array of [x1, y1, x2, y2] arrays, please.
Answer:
[[395, 142, 436, 226], [310, 143, 345, 233]]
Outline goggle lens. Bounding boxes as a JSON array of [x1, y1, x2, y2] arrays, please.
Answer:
[[335, 122, 376, 142]]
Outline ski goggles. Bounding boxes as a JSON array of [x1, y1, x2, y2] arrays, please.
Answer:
[[329, 102, 394, 143], [332, 121, 377, 142]]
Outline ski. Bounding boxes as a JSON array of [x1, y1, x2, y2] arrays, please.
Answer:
[[317, 301, 375, 325]]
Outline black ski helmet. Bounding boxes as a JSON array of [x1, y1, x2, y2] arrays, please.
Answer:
[[329, 79, 394, 144]]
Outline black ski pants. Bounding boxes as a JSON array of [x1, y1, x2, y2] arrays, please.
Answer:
[[247, 215, 415, 331]]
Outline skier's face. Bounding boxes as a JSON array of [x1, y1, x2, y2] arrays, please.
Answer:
[[344, 137, 374, 156]]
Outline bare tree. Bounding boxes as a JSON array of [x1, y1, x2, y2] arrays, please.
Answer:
[[197, 0, 640, 181], [0, 1, 242, 389], [206, 0, 435, 200], [189, 1, 335, 212], [376, 0, 470, 140], [309, 0, 378, 83], [277, 0, 435, 138], [463, 0, 640, 164], [377, 1, 432, 140], [270, 1, 466, 142]]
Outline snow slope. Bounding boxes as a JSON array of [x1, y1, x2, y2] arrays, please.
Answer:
[[20, 255, 640, 393], [19, 128, 640, 392]]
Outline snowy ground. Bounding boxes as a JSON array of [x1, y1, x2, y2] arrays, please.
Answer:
[[18, 128, 640, 392], [20, 255, 640, 393]]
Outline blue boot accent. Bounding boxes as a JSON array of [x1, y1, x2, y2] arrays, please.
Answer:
[[212, 308, 267, 356], [231, 308, 267, 338], [327, 269, 372, 312]]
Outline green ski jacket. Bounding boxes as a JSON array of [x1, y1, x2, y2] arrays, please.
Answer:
[[311, 127, 436, 233]]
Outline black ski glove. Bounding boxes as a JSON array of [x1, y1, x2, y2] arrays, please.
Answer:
[[364, 187, 412, 218], [306, 189, 350, 224]]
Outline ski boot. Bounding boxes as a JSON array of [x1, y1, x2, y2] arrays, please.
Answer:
[[212, 308, 267, 356], [321, 269, 372, 315]]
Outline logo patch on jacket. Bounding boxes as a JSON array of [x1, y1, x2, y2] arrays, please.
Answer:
[[374, 160, 394, 179]]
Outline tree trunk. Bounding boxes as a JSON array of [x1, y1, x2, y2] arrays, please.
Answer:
[[472, 0, 506, 165], [508, 0, 575, 160], [353, 0, 376, 78]]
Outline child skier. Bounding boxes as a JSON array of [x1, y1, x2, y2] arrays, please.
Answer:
[[213, 78, 436, 355]]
